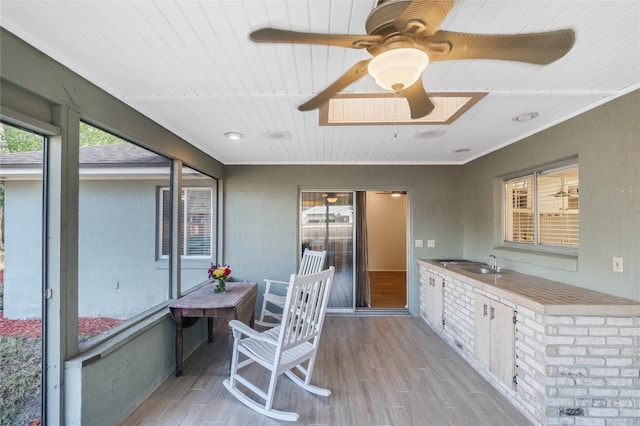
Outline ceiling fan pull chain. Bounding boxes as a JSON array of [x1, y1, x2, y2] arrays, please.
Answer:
[[393, 89, 398, 138]]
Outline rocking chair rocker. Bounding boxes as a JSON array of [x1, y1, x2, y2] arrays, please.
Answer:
[[223, 267, 335, 421], [256, 249, 326, 327]]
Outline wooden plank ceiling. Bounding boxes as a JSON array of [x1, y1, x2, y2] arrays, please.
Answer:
[[1, 0, 638, 165]]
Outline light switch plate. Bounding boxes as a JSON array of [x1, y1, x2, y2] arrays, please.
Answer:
[[427, 240, 436, 248], [415, 239, 423, 248], [613, 257, 623, 273]]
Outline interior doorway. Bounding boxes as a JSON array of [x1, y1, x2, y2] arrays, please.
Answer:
[[299, 190, 407, 313], [365, 191, 407, 309]]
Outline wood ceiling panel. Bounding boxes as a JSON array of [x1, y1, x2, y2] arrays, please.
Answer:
[[304, 1, 334, 94], [101, 7, 175, 97], [197, 2, 259, 94], [242, 4, 288, 94], [165, 2, 231, 95], [1, 0, 638, 164]]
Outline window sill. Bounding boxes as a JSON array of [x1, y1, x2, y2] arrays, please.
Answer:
[[72, 303, 171, 366], [154, 258, 212, 270]]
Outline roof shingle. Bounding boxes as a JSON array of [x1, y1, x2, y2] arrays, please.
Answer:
[[0, 143, 169, 167]]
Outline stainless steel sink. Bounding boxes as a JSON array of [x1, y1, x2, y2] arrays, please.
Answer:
[[464, 266, 502, 274], [434, 259, 482, 266]]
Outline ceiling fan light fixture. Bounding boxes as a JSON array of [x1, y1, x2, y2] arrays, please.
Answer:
[[367, 48, 429, 91]]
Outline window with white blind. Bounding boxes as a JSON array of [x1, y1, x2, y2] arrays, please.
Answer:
[[504, 164, 579, 249], [160, 187, 213, 258]]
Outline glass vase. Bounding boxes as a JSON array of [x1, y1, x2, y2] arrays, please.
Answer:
[[213, 279, 226, 294]]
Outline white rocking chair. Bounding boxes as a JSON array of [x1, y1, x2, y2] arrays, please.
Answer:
[[256, 249, 326, 328], [223, 267, 335, 422]]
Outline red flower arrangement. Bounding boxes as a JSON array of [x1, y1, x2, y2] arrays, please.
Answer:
[[208, 264, 231, 281]]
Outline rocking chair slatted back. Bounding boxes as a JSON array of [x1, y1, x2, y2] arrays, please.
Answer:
[[298, 250, 326, 276], [279, 272, 329, 351], [257, 249, 327, 328]]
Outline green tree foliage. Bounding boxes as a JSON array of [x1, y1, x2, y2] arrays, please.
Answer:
[[79, 122, 125, 146], [0, 122, 124, 154], [0, 124, 44, 153]]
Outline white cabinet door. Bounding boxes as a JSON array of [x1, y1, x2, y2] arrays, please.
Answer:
[[491, 301, 516, 387], [474, 294, 491, 370], [425, 271, 443, 329], [474, 293, 515, 388]]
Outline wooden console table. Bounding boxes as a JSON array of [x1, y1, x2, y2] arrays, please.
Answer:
[[168, 281, 257, 376]]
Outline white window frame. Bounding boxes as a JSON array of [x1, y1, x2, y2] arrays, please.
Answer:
[[502, 162, 579, 252], [159, 187, 213, 259]]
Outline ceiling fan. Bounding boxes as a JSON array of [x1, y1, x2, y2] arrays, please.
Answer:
[[250, 0, 575, 119]]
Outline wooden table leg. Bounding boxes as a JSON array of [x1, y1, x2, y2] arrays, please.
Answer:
[[223, 310, 240, 371], [207, 317, 214, 343], [174, 311, 184, 377]]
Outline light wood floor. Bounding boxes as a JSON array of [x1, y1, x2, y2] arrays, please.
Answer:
[[122, 316, 533, 426], [369, 271, 407, 309]]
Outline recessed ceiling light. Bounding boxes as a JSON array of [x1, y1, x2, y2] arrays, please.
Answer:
[[512, 112, 539, 122], [263, 130, 292, 140], [454, 148, 470, 153], [224, 131, 244, 140], [414, 129, 446, 139]]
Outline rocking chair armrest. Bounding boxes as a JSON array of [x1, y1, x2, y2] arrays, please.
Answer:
[[228, 320, 279, 344], [263, 278, 289, 292], [264, 279, 289, 285]]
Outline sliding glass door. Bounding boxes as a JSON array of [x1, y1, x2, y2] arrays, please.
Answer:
[[300, 191, 354, 310]]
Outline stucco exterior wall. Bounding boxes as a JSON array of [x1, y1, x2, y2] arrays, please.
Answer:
[[3, 180, 44, 318], [77, 179, 170, 319], [3, 178, 212, 319]]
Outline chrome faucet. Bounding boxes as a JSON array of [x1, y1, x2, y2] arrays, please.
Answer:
[[487, 255, 498, 271]]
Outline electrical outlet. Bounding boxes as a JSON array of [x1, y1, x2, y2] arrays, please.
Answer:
[[415, 239, 423, 248], [613, 257, 623, 273], [427, 240, 436, 248]]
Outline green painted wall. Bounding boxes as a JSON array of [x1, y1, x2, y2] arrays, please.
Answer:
[[221, 165, 464, 314], [462, 89, 640, 301]]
